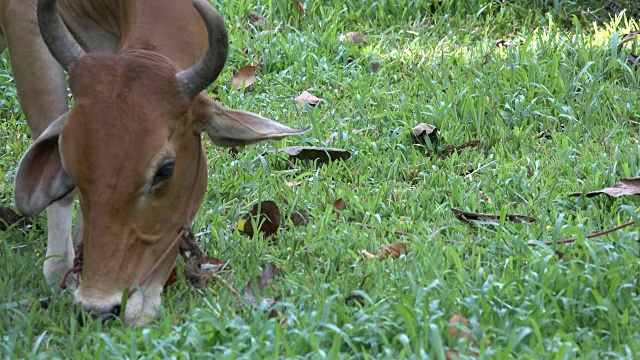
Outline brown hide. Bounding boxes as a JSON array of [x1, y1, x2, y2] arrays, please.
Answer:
[[62, 52, 206, 299]]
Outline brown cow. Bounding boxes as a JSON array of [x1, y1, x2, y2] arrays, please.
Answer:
[[2, 0, 307, 326]]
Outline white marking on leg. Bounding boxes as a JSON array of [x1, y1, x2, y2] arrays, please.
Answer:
[[43, 194, 75, 289]]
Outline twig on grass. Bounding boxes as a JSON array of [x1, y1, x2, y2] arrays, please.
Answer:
[[528, 219, 637, 247]]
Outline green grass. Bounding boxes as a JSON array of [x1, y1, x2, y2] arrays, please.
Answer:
[[1, 0, 640, 358]]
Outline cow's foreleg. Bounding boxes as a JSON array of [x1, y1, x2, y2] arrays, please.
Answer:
[[44, 193, 76, 288], [2, 3, 74, 288]]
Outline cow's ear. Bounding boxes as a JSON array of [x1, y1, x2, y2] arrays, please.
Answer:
[[14, 113, 75, 216], [192, 95, 310, 147]]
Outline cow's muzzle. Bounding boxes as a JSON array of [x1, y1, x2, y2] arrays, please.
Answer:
[[74, 301, 122, 325]]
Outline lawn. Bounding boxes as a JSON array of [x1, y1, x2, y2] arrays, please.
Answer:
[[1, 0, 640, 358]]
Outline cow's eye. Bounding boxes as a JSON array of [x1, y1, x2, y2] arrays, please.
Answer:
[[152, 160, 175, 187]]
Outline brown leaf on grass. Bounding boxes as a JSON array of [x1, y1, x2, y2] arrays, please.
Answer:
[[360, 243, 408, 260], [410, 123, 438, 145], [334, 198, 347, 211], [448, 313, 489, 349], [279, 146, 351, 162], [0, 206, 31, 231], [340, 32, 365, 43], [445, 349, 461, 360], [242, 263, 282, 307], [185, 256, 231, 288], [289, 209, 310, 226], [165, 257, 231, 288], [248, 11, 267, 25], [534, 129, 552, 139], [451, 208, 536, 224], [243, 200, 281, 236], [345, 294, 365, 307], [294, 90, 321, 106], [569, 177, 640, 198], [440, 140, 481, 158], [621, 30, 640, 47], [230, 65, 257, 90], [448, 313, 471, 341], [294, 0, 305, 13]]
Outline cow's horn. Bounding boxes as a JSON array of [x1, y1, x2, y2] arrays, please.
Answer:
[[177, 0, 229, 100], [37, 0, 85, 71]]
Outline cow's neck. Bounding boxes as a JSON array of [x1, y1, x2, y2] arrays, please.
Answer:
[[119, 0, 208, 69]]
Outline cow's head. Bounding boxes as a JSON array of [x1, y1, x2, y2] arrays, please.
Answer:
[[14, 0, 307, 326]]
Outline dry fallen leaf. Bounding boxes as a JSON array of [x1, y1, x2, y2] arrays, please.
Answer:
[[447, 313, 489, 350], [340, 32, 365, 43], [451, 208, 536, 224], [243, 200, 281, 236], [242, 263, 282, 307], [345, 294, 365, 307], [165, 257, 231, 288], [230, 65, 257, 90], [185, 256, 231, 288], [334, 198, 347, 211], [279, 146, 351, 162], [410, 123, 438, 145], [445, 349, 461, 360], [534, 129, 552, 139], [289, 209, 310, 226], [0, 206, 31, 231], [448, 313, 471, 341], [569, 177, 640, 198], [294, 90, 322, 106], [248, 11, 267, 25], [621, 30, 640, 47], [360, 243, 408, 259], [294, 0, 305, 13]]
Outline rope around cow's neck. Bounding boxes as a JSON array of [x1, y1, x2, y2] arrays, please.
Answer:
[[59, 136, 204, 300]]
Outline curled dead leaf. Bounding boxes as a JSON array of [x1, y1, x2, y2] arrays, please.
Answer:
[[185, 256, 232, 288], [165, 257, 231, 288], [451, 208, 536, 224], [230, 65, 257, 90], [243, 200, 282, 236], [345, 294, 365, 307], [289, 209, 310, 226], [340, 32, 365, 43], [569, 177, 640, 198], [334, 198, 346, 211], [410, 123, 438, 145], [448, 313, 471, 341], [294, 90, 322, 106], [535, 129, 552, 139], [248, 11, 267, 25], [279, 146, 351, 163], [294, 0, 305, 13], [242, 263, 282, 307], [361, 242, 408, 260], [0, 206, 31, 231]]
